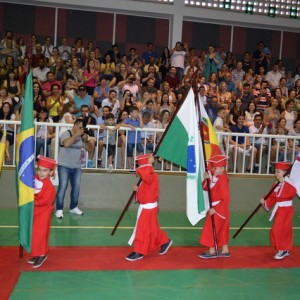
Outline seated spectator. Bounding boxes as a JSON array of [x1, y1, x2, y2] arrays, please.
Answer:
[[0, 87, 13, 109], [141, 111, 155, 153], [254, 82, 271, 113], [63, 77, 78, 101], [229, 98, 245, 126], [218, 81, 232, 107], [224, 51, 236, 71], [263, 98, 280, 133], [220, 72, 237, 99], [278, 77, 289, 100], [47, 47, 60, 69], [31, 44, 46, 68], [33, 81, 46, 115], [141, 77, 157, 102], [272, 87, 286, 113], [158, 47, 170, 82], [0, 102, 16, 161], [100, 54, 115, 81], [67, 57, 83, 84], [270, 126, 290, 164], [288, 119, 300, 159], [51, 57, 67, 84], [144, 56, 159, 73], [229, 115, 257, 172], [244, 102, 260, 127], [231, 61, 245, 88], [46, 84, 64, 122], [100, 112, 120, 172], [84, 59, 99, 96], [157, 81, 177, 107], [34, 108, 54, 159], [33, 58, 50, 83], [42, 71, 62, 98], [93, 77, 110, 108], [121, 106, 144, 170], [156, 92, 174, 118], [265, 63, 282, 91], [164, 66, 180, 91], [79, 105, 97, 168], [176, 76, 191, 104], [59, 101, 76, 136], [141, 99, 156, 119], [141, 65, 160, 90], [275, 117, 288, 134], [122, 74, 140, 103], [101, 89, 120, 118], [74, 85, 94, 117], [281, 99, 297, 131], [207, 72, 218, 95], [214, 106, 230, 154], [109, 63, 128, 92], [236, 83, 254, 111], [3, 70, 21, 104], [205, 95, 219, 124], [142, 42, 159, 66], [249, 114, 269, 173]]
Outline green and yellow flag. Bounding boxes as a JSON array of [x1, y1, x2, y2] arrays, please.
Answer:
[[0, 130, 6, 175], [16, 72, 35, 253]]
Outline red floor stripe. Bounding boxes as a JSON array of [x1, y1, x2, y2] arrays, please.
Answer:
[[2, 246, 300, 299]]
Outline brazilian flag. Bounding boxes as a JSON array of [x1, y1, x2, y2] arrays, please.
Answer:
[[16, 72, 35, 253]]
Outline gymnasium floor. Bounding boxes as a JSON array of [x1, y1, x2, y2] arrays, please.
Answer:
[[1, 208, 300, 299]]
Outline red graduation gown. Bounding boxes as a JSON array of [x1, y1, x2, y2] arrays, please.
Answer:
[[199, 173, 230, 248], [31, 176, 56, 257], [133, 165, 169, 255], [264, 180, 296, 251]]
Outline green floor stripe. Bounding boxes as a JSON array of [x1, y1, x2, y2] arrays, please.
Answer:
[[1, 209, 300, 246], [11, 269, 300, 300]]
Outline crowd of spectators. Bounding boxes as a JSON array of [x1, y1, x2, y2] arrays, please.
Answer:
[[0, 31, 300, 171]]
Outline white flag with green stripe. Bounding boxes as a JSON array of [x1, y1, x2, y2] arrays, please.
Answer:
[[157, 89, 209, 225]]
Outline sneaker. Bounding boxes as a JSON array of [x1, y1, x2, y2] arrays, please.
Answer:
[[253, 166, 259, 173], [55, 210, 64, 219], [97, 159, 102, 167], [125, 252, 144, 261], [32, 255, 48, 268], [218, 252, 230, 258], [108, 164, 113, 172], [27, 256, 38, 264], [69, 207, 83, 215], [159, 239, 173, 255], [198, 252, 217, 259], [87, 160, 93, 168], [274, 250, 290, 260]]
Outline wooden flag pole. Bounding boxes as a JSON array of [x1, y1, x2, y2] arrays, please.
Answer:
[[233, 164, 293, 239], [111, 94, 190, 236]]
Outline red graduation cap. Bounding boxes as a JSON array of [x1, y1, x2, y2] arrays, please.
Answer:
[[207, 154, 229, 168], [273, 161, 291, 171], [135, 154, 152, 166], [37, 155, 56, 170]]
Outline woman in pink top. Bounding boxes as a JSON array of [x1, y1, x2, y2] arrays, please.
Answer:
[[83, 59, 99, 96]]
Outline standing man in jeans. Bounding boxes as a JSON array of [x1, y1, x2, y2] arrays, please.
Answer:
[[55, 119, 92, 219]]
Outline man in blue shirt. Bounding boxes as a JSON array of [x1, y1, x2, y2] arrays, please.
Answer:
[[229, 115, 257, 172], [123, 106, 144, 170]]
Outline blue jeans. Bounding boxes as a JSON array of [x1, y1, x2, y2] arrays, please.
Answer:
[[56, 165, 82, 210], [36, 137, 51, 158]]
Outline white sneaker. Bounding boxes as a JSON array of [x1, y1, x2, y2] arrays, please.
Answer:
[[274, 250, 290, 260], [55, 210, 64, 219], [69, 207, 83, 215], [108, 164, 113, 172]]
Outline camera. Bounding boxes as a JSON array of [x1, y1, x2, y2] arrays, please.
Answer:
[[129, 93, 133, 97], [83, 127, 89, 135], [129, 77, 135, 82]]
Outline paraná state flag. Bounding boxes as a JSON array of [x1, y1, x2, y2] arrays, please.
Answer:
[[157, 89, 221, 225]]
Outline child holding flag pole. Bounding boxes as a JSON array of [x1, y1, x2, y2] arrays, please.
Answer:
[[260, 158, 300, 260], [27, 156, 56, 268], [198, 155, 231, 259]]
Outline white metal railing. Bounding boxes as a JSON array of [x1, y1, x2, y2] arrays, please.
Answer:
[[1, 120, 299, 175]]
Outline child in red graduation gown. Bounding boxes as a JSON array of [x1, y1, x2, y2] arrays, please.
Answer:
[[126, 154, 172, 261], [27, 156, 56, 268], [260, 161, 297, 260], [199, 154, 230, 259]]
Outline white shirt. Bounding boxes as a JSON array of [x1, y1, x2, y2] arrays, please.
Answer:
[[265, 71, 282, 89], [33, 66, 50, 82], [101, 98, 120, 117], [171, 50, 186, 69]]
